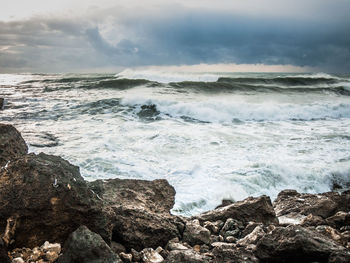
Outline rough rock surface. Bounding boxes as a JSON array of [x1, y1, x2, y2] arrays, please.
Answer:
[[0, 153, 114, 248], [58, 226, 121, 263], [183, 219, 211, 246], [165, 249, 211, 263], [0, 124, 28, 167], [212, 245, 259, 263], [256, 225, 345, 262], [194, 195, 278, 226], [273, 189, 350, 221], [89, 178, 184, 250]]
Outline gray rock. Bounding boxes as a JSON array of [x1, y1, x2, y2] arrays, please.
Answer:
[[220, 218, 243, 239], [183, 219, 211, 246], [194, 195, 278, 226], [119, 252, 132, 263], [256, 225, 345, 263], [111, 242, 126, 254], [212, 245, 259, 263], [165, 250, 211, 263], [58, 226, 122, 263], [237, 226, 265, 246], [141, 248, 164, 263], [0, 124, 28, 167], [326, 211, 350, 229]]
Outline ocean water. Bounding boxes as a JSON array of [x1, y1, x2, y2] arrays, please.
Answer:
[[1, 70, 350, 215]]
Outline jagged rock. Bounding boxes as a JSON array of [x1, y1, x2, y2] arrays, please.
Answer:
[[212, 245, 259, 263], [165, 250, 211, 263], [41, 241, 61, 254], [155, 247, 168, 259], [45, 250, 59, 262], [237, 225, 265, 246], [0, 153, 114, 248], [203, 221, 222, 235], [326, 211, 350, 229], [255, 225, 345, 263], [241, 222, 263, 237], [58, 226, 122, 263], [215, 199, 234, 209], [89, 178, 184, 250], [273, 190, 350, 222], [183, 219, 211, 246], [131, 249, 141, 262], [328, 251, 350, 263], [0, 124, 28, 167], [220, 218, 244, 239], [194, 195, 278, 226], [141, 248, 164, 263], [0, 239, 10, 263], [316, 225, 347, 246], [166, 238, 188, 251], [301, 213, 326, 227]]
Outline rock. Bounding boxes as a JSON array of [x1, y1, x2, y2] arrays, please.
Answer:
[[166, 240, 188, 251], [273, 190, 350, 221], [316, 225, 347, 246], [326, 211, 350, 229], [155, 247, 168, 259], [203, 221, 221, 235], [0, 124, 28, 167], [0, 98, 4, 109], [241, 222, 263, 237], [215, 199, 234, 209], [141, 248, 164, 263], [119, 252, 132, 263], [328, 251, 350, 263], [45, 251, 59, 262], [111, 242, 126, 254], [301, 213, 326, 227], [89, 178, 184, 250], [194, 195, 278, 226], [131, 249, 141, 262], [12, 258, 24, 263], [0, 153, 114, 248], [225, 236, 237, 243], [183, 219, 211, 246], [58, 226, 122, 263], [237, 226, 265, 246], [0, 239, 10, 263], [165, 250, 211, 263], [41, 241, 61, 254], [255, 225, 345, 263], [212, 245, 259, 263], [220, 218, 244, 239]]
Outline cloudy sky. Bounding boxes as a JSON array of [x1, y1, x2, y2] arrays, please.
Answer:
[[0, 0, 349, 73]]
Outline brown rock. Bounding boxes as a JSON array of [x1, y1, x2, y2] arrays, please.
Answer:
[[165, 250, 211, 263], [0, 124, 28, 167], [326, 211, 350, 229], [0, 153, 114, 248], [256, 225, 345, 263], [301, 213, 326, 227], [89, 178, 184, 250], [183, 219, 211, 246], [0, 239, 10, 263], [212, 245, 259, 263], [194, 195, 278, 226]]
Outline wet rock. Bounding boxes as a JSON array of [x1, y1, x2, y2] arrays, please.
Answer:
[[137, 104, 160, 119], [273, 190, 350, 221], [212, 245, 259, 263], [58, 226, 122, 263], [301, 213, 326, 227], [326, 211, 350, 229], [119, 252, 132, 263], [165, 250, 211, 263], [194, 195, 278, 226], [89, 178, 184, 250], [255, 225, 345, 263], [0, 153, 114, 248], [0, 124, 28, 167], [141, 248, 164, 263], [183, 219, 211, 246], [215, 199, 234, 209]]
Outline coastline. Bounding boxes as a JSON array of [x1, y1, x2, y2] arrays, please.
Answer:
[[0, 123, 350, 262]]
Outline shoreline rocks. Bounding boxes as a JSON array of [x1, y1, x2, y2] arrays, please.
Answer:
[[1, 123, 350, 262]]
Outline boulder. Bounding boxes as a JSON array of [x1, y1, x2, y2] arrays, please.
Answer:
[[194, 195, 278, 226], [183, 219, 211, 246], [255, 225, 345, 263], [58, 226, 122, 263], [212, 245, 259, 263], [89, 178, 184, 250], [0, 153, 114, 247], [0, 124, 28, 167], [165, 250, 211, 263], [273, 190, 350, 222], [326, 211, 350, 229]]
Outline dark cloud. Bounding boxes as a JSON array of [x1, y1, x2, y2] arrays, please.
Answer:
[[0, 6, 349, 72]]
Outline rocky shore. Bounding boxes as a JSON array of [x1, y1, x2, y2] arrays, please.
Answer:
[[0, 123, 350, 262]]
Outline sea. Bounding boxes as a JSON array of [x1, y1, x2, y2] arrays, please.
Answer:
[[1, 70, 350, 215]]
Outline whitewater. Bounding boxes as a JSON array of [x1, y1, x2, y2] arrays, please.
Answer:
[[1, 71, 350, 215]]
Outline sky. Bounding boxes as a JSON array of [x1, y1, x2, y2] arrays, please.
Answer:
[[0, 0, 349, 73]]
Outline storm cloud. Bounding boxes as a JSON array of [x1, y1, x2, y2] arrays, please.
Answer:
[[0, 1, 349, 73]]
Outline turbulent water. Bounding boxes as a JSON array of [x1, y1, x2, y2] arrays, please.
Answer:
[[1, 70, 350, 215]]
